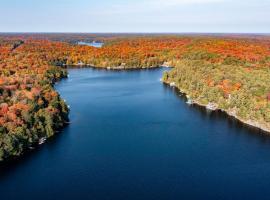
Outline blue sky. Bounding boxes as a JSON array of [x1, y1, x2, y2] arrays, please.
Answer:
[[0, 0, 269, 33]]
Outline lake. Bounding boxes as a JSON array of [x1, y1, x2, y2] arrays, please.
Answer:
[[1, 68, 270, 200], [77, 41, 104, 48]]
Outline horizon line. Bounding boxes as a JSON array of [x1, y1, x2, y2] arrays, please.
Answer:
[[0, 32, 270, 35]]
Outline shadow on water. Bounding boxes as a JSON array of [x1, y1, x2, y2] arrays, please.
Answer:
[[2, 67, 270, 171], [0, 67, 163, 171], [0, 125, 70, 179], [2, 67, 270, 200], [163, 83, 270, 141]]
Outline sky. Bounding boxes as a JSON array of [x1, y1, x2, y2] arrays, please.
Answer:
[[0, 0, 269, 33]]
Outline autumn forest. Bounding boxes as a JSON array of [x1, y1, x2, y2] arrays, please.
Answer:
[[0, 33, 270, 161]]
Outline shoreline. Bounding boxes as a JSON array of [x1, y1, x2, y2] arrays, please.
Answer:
[[64, 64, 270, 134], [1, 64, 163, 162], [2, 64, 268, 162], [163, 80, 270, 135], [0, 71, 69, 162], [62, 62, 173, 70]]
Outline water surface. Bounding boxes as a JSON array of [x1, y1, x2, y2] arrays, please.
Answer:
[[77, 41, 104, 48], [1, 68, 270, 200]]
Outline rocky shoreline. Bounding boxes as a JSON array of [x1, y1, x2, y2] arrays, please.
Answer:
[[65, 63, 270, 134], [63, 64, 270, 135], [163, 80, 270, 134]]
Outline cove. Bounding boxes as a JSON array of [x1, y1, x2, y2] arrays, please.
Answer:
[[1, 68, 270, 199]]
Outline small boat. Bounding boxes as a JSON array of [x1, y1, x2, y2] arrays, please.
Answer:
[[186, 99, 194, 105], [170, 82, 176, 87], [38, 137, 46, 145]]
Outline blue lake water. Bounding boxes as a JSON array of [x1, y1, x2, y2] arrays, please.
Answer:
[[77, 41, 104, 48], [1, 68, 270, 200]]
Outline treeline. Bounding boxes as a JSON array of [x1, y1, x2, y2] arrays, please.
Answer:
[[162, 60, 270, 132], [0, 40, 69, 161]]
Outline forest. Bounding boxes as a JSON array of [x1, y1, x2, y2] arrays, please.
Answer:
[[0, 33, 269, 161]]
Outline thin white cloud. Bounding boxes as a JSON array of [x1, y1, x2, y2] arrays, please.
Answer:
[[2, 0, 268, 32]]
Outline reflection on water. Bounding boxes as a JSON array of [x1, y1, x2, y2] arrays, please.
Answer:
[[77, 41, 104, 48], [1, 67, 270, 200]]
